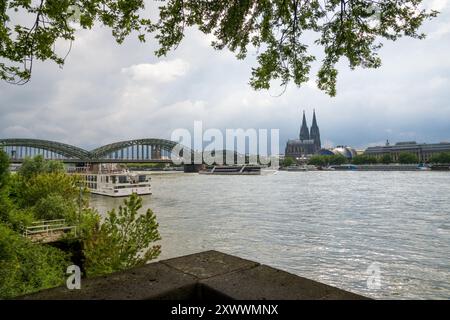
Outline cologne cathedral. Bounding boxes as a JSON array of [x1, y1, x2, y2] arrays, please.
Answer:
[[285, 110, 321, 159]]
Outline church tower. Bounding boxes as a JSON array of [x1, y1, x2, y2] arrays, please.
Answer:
[[299, 110, 310, 141], [309, 109, 321, 152]]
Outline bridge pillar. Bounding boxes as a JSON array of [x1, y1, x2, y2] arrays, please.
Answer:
[[151, 145, 162, 160]]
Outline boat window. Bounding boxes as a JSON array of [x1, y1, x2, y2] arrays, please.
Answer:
[[111, 176, 116, 184], [118, 176, 127, 183], [106, 176, 109, 183], [138, 175, 147, 182]]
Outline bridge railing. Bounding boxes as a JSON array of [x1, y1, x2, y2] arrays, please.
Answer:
[[23, 219, 77, 240]]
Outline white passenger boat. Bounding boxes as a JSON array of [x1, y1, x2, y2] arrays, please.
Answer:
[[70, 164, 151, 197], [199, 165, 261, 175]]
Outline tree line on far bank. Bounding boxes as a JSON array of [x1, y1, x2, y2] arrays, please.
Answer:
[[0, 152, 161, 299], [282, 152, 450, 167]]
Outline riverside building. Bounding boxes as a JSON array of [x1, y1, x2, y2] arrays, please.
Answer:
[[364, 140, 450, 163]]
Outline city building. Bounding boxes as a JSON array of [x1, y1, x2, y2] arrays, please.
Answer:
[[285, 110, 321, 159], [364, 140, 450, 162], [318, 146, 357, 160]]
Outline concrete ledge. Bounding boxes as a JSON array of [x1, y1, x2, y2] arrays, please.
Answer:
[[21, 262, 198, 300], [200, 264, 366, 300], [19, 250, 370, 300], [161, 250, 259, 279]]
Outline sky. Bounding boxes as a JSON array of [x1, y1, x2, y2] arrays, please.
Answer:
[[1, 0, 450, 152]]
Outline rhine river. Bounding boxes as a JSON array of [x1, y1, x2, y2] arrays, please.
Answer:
[[90, 171, 450, 299]]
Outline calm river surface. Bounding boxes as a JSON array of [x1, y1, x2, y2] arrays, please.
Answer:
[[90, 171, 450, 299]]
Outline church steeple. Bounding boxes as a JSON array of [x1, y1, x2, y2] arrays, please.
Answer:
[[299, 110, 310, 140], [311, 109, 318, 128], [310, 109, 321, 151]]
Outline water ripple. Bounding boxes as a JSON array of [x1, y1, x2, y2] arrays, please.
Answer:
[[90, 171, 450, 299]]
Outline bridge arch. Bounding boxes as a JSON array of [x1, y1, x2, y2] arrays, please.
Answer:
[[89, 138, 189, 161], [0, 138, 90, 160], [0, 138, 216, 164]]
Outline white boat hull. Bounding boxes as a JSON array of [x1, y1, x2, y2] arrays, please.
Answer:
[[90, 186, 152, 197], [198, 165, 262, 175], [199, 171, 261, 175]]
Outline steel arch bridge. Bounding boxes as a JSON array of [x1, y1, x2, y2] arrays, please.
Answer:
[[0, 138, 190, 163], [90, 138, 180, 160], [0, 138, 91, 161]]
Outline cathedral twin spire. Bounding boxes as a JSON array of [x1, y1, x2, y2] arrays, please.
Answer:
[[299, 110, 310, 140], [299, 109, 321, 150]]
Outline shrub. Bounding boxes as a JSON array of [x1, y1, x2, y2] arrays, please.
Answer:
[[380, 154, 392, 164], [83, 194, 161, 277], [398, 152, 418, 164], [0, 223, 70, 298], [352, 155, 378, 165]]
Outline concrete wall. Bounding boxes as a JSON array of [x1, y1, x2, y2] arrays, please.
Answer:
[[19, 250, 369, 300]]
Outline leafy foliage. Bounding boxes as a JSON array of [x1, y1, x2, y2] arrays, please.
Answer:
[[0, 223, 70, 299], [5, 207, 35, 232], [8, 156, 85, 225], [428, 152, 450, 164], [34, 193, 77, 221], [18, 155, 65, 180], [83, 193, 161, 277], [0, 150, 12, 223], [380, 153, 392, 164], [308, 154, 347, 166], [398, 152, 418, 164], [1, 0, 152, 84], [17, 171, 80, 205], [11, 156, 84, 220], [1, 1, 437, 94], [154, 0, 437, 95], [0, 150, 9, 189], [351, 154, 378, 164], [282, 156, 296, 167], [0, 154, 162, 298], [77, 207, 101, 238]]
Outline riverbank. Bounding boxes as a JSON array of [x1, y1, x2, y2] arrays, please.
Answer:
[[280, 164, 450, 171]]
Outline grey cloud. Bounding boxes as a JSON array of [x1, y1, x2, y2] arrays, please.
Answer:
[[1, 3, 450, 151]]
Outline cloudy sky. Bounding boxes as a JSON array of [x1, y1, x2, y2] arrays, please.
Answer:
[[1, 0, 449, 151]]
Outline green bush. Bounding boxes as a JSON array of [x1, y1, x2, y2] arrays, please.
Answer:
[[18, 172, 81, 208], [308, 154, 347, 166], [0, 154, 84, 299], [328, 154, 347, 165], [308, 155, 326, 166], [352, 155, 379, 165], [429, 152, 450, 164], [0, 150, 9, 189], [0, 150, 11, 223], [380, 154, 393, 164], [282, 157, 296, 167], [83, 194, 161, 277], [0, 223, 70, 298], [33, 193, 77, 222], [19, 155, 64, 180], [6, 208, 35, 232], [398, 152, 418, 164], [0, 153, 162, 295]]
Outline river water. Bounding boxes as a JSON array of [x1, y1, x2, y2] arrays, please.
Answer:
[[89, 171, 450, 299]]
